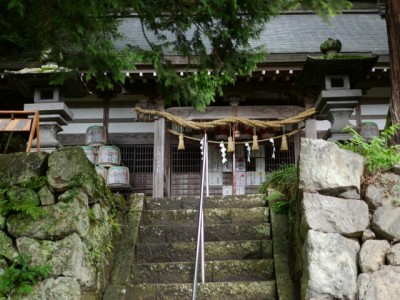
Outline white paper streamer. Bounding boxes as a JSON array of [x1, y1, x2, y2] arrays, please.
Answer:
[[200, 138, 204, 160], [269, 138, 275, 159], [245, 142, 251, 163], [219, 141, 227, 164]]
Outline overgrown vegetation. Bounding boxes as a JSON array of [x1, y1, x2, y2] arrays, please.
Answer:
[[258, 165, 298, 214], [0, 254, 52, 297], [0, 176, 48, 220], [339, 124, 400, 173]]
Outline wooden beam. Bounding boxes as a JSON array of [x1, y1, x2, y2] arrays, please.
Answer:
[[166, 105, 304, 120]]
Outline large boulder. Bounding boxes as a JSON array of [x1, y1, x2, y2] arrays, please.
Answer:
[[302, 230, 359, 300], [364, 172, 400, 208], [16, 233, 95, 288], [58, 188, 89, 208], [0, 231, 18, 260], [299, 138, 364, 195], [371, 206, 400, 240], [38, 185, 55, 206], [7, 198, 89, 240], [9, 276, 81, 300], [302, 192, 369, 237], [358, 266, 400, 300], [0, 152, 48, 187], [359, 240, 390, 273], [387, 243, 400, 266], [47, 147, 101, 200]]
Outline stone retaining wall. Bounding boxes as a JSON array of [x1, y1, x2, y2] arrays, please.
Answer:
[[296, 138, 400, 300], [0, 148, 122, 299]]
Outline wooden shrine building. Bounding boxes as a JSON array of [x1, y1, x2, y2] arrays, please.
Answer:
[[0, 1, 392, 197]]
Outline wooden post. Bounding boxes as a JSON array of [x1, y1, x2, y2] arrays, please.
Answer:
[[164, 121, 171, 197], [153, 115, 166, 198]]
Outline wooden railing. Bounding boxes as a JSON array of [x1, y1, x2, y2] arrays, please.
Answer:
[[0, 110, 40, 152]]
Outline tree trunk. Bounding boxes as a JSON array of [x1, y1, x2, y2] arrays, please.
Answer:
[[386, 0, 400, 143]]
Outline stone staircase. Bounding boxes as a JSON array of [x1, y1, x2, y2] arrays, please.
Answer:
[[128, 194, 276, 299]]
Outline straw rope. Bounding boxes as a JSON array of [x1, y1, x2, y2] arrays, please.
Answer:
[[134, 107, 316, 130]]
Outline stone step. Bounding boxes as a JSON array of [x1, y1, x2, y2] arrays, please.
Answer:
[[128, 281, 276, 300], [141, 207, 269, 226], [146, 194, 265, 210], [136, 240, 272, 263], [131, 259, 274, 284], [139, 223, 271, 243]]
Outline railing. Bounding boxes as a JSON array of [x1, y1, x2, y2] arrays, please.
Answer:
[[192, 134, 209, 299], [0, 110, 40, 152]]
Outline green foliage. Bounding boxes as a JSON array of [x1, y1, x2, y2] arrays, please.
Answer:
[[0, 0, 351, 111], [259, 165, 298, 215], [0, 254, 51, 297], [0, 176, 49, 219], [265, 191, 289, 214], [338, 125, 400, 173], [258, 165, 298, 199], [0, 178, 48, 219], [20, 176, 47, 191]]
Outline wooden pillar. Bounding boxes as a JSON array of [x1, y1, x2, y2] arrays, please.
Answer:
[[164, 121, 171, 197], [153, 113, 166, 198], [304, 97, 317, 139]]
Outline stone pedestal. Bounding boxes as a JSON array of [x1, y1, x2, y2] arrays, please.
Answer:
[[315, 84, 362, 142], [24, 103, 74, 152]]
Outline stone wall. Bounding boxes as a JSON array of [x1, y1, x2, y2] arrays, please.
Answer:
[[0, 148, 121, 299], [296, 138, 400, 300]]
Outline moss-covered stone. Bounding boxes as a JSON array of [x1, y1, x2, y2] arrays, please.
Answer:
[[113, 194, 126, 212], [47, 147, 109, 203], [7, 198, 89, 240], [58, 188, 89, 207], [8, 277, 81, 300], [6, 187, 40, 208], [320, 38, 342, 54], [16, 233, 95, 289], [0, 231, 18, 260], [38, 185, 55, 206], [0, 152, 48, 188], [129, 281, 276, 300]]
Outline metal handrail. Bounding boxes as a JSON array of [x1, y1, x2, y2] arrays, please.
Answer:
[[192, 134, 209, 299]]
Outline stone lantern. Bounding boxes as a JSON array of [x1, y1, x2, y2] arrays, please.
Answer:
[[296, 39, 378, 141], [5, 63, 89, 152]]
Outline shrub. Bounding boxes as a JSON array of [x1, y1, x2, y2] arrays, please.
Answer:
[[259, 165, 298, 215], [339, 124, 400, 173]]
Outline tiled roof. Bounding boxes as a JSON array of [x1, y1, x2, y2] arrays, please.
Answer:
[[116, 13, 388, 56]]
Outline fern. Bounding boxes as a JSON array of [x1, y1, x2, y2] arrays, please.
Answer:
[[0, 254, 52, 297], [339, 124, 400, 173], [258, 165, 298, 199], [259, 166, 298, 215]]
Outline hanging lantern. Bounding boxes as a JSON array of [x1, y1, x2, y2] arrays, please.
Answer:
[[227, 136, 235, 152], [178, 133, 185, 150], [233, 124, 241, 140], [252, 128, 259, 151], [280, 135, 288, 151]]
